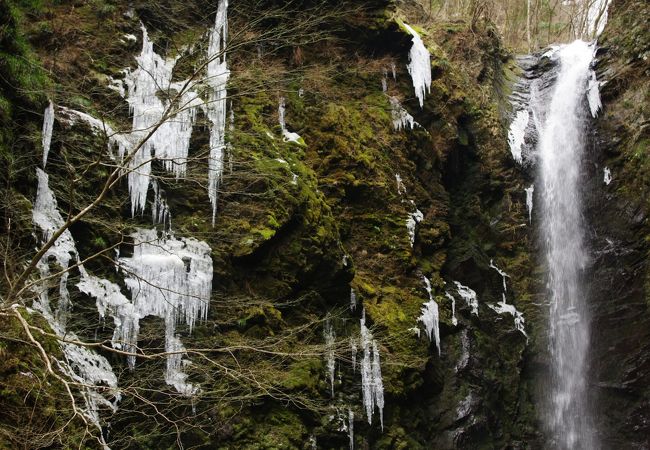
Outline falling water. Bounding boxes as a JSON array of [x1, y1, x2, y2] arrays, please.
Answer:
[[537, 40, 598, 449]]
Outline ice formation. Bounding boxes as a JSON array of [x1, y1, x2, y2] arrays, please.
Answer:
[[403, 23, 431, 108], [116, 228, 213, 394], [395, 173, 407, 196], [587, 68, 602, 118], [278, 97, 302, 143], [445, 292, 458, 326], [454, 281, 478, 316], [406, 207, 424, 247], [324, 320, 336, 396], [359, 310, 384, 429], [525, 184, 535, 224], [507, 109, 529, 163], [32, 169, 120, 434], [348, 408, 354, 450], [350, 336, 357, 372], [603, 167, 612, 185], [350, 287, 357, 311], [207, 0, 231, 224], [42, 101, 54, 167], [418, 276, 440, 355], [489, 259, 509, 293], [389, 96, 418, 131], [488, 297, 527, 337]]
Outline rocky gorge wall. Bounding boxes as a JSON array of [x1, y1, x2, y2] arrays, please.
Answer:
[[0, 0, 647, 449]]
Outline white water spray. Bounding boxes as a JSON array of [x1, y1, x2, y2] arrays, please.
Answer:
[[537, 40, 598, 449]]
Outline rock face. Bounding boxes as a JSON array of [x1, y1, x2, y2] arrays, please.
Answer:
[[0, 0, 648, 448], [589, 0, 650, 447]]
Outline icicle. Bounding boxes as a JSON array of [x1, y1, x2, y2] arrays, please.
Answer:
[[207, 0, 231, 225], [403, 23, 431, 108], [350, 288, 357, 311], [278, 97, 302, 143], [603, 167, 612, 185], [324, 320, 336, 397], [31, 171, 120, 435], [587, 69, 601, 118], [371, 340, 384, 431], [488, 295, 527, 338], [381, 69, 388, 93], [453, 281, 478, 316], [42, 101, 54, 167], [350, 336, 357, 372], [117, 228, 213, 393], [359, 310, 383, 428], [445, 292, 458, 326], [489, 259, 510, 293], [419, 276, 440, 354], [348, 408, 354, 450], [395, 173, 407, 196], [391, 63, 397, 81], [508, 110, 529, 164], [406, 208, 423, 247], [525, 185, 535, 224], [389, 97, 418, 131]]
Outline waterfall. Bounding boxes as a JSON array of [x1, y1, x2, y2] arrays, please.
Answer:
[[536, 40, 598, 449]]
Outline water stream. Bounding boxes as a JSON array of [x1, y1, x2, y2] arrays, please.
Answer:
[[536, 40, 598, 449]]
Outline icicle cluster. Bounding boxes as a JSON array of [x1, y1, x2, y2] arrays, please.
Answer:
[[487, 260, 526, 337], [324, 320, 336, 396], [507, 110, 529, 164], [278, 97, 302, 143], [525, 185, 534, 224], [453, 281, 479, 316], [207, 0, 231, 224], [418, 276, 440, 354], [42, 101, 54, 167], [403, 23, 431, 108], [445, 292, 458, 326], [32, 169, 120, 435], [406, 207, 423, 247], [360, 310, 384, 429], [389, 96, 418, 131]]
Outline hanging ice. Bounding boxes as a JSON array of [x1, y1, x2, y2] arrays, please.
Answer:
[[324, 320, 336, 396], [116, 228, 212, 393], [33, 169, 76, 327], [350, 336, 357, 372], [278, 97, 302, 143], [403, 23, 431, 108], [348, 408, 354, 450], [488, 296, 527, 338], [508, 110, 529, 164], [359, 310, 384, 429], [406, 207, 424, 247], [419, 276, 440, 354], [395, 173, 407, 196], [31, 169, 120, 436], [603, 167, 612, 185], [454, 281, 478, 316], [207, 0, 231, 224], [489, 259, 510, 292], [350, 287, 357, 311], [389, 96, 418, 131], [587, 69, 601, 118], [42, 101, 54, 167], [525, 185, 534, 224]]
